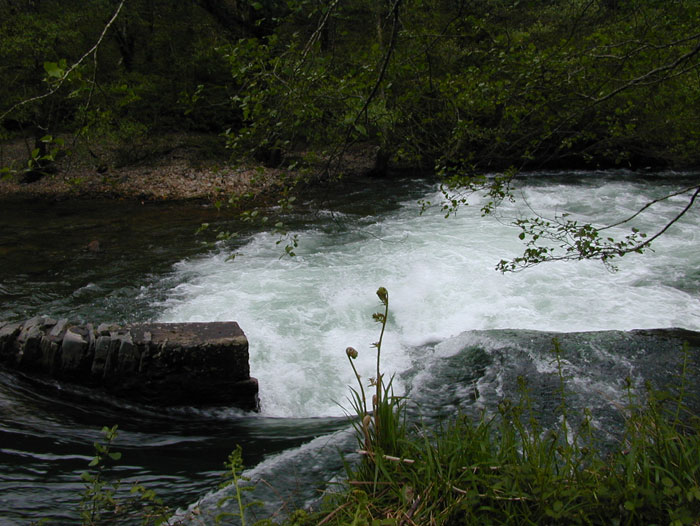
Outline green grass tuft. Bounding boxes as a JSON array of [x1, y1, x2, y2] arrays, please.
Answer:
[[299, 294, 700, 526], [37, 292, 700, 526]]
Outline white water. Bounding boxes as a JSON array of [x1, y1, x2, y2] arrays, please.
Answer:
[[157, 174, 700, 418]]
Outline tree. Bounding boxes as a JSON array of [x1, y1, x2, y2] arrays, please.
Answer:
[[0, 0, 245, 178], [431, 0, 700, 270], [1, 0, 698, 269], [213, 0, 699, 269]]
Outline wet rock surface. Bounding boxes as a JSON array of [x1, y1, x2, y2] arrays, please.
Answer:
[[0, 318, 259, 411]]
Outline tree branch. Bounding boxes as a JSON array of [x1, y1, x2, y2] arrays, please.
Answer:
[[321, 0, 402, 177], [298, 0, 341, 66], [591, 39, 700, 106], [0, 0, 126, 123], [619, 184, 700, 255], [497, 183, 700, 272], [600, 184, 700, 231]]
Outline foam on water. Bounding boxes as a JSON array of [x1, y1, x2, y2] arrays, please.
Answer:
[[157, 176, 700, 417]]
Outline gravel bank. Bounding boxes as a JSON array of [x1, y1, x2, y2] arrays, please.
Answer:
[[0, 160, 282, 201], [0, 134, 287, 202]]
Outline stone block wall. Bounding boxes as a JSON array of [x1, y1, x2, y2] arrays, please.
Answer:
[[0, 318, 259, 411]]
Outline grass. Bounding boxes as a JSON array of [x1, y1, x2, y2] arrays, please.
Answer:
[[37, 289, 700, 525], [293, 291, 700, 526]]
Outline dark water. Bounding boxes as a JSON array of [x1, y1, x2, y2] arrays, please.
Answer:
[[0, 173, 699, 524], [0, 198, 347, 523], [182, 328, 700, 525], [0, 175, 428, 323], [0, 367, 348, 524], [0, 198, 238, 324], [0, 185, 424, 524]]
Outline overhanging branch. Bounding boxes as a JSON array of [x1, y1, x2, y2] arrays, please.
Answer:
[[0, 0, 126, 123]]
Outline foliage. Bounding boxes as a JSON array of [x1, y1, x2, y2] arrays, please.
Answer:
[[0, 0, 238, 173], [6, 1, 700, 174], [213, 0, 700, 172], [78, 425, 171, 526], [214, 445, 266, 526], [2, 0, 700, 266], [211, 0, 700, 268], [302, 309, 700, 526], [36, 425, 268, 525], [0, 133, 66, 181], [345, 287, 407, 478], [33, 293, 700, 525]]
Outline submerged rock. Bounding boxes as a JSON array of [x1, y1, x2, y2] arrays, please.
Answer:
[[0, 318, 259, 411]]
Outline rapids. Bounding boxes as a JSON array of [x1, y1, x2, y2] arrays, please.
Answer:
[[0, 170, 698, 524]]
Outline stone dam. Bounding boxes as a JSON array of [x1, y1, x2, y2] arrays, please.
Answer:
[[0, 318, 259, 411]]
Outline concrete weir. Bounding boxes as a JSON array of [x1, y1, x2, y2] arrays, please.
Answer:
[[0, 318, 259, 411]]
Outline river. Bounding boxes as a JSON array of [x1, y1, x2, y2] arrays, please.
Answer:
[[1, 170, 699, 524]]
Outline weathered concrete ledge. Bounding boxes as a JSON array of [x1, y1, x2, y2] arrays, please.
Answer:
[[0, 318, 259, 411]]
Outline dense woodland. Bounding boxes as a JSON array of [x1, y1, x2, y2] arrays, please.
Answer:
[[2, 0, 700, 180], [2, 4, 700, 525]]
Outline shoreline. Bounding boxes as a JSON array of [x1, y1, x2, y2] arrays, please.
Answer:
[[0, 160, 283, 202], [0, 135, 380, 203], [0, 133, 294, 202]]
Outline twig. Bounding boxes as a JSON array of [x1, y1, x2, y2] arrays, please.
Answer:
[[618, 185, 700, 255], [0, 0, 126, 122], [321, 0, 403, 177], [451, 485, 530, 501], [348, 480, 393, 486], [398, 494, 422, 526], [357, 450, 416, 464], [297, 0, 341, 67], [592, 39, 700, 106], [317, 502, 351, 526], [600, 184, 700, 230]]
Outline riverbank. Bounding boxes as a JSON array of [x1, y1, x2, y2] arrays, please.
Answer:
[[0, 136, 279, 202], [0, 134, 380, 202], [0, 159, 282, 202]]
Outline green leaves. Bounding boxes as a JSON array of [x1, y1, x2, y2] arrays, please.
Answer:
[[215, 445, 263, 526], [494, 212, 656, 272], [324, 339, 700, 526], [75, 426, 267, 525], [4, 0, 700, 184], [43, 60, 66, 79], [372, 312, 386, 323], [75, 424, 175, 525]]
